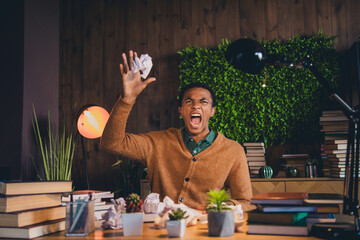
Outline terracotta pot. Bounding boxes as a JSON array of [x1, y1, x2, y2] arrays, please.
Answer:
[[207, 210, 235, 237], [121, 212, 144, 236], [166, 219, 186, 237]]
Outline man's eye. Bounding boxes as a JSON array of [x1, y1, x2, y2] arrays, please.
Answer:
[[201, 101, 208, 104], [185, 100, 192, 104]]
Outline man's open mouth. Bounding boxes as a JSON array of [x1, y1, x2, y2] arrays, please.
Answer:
[[190, 113, 201, 127]]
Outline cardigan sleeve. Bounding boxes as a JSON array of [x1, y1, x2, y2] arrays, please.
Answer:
[[100, 97, 152, 166], [225, 146, 256, 211]]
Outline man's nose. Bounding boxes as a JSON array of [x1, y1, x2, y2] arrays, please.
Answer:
[[191, 101, 201, 108]]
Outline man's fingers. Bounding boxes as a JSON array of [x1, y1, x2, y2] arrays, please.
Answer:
[[119, 64, 124, 75], [143, 77, 156, 86], [122, 53, 129, 73], [129, 50, 134, 70]]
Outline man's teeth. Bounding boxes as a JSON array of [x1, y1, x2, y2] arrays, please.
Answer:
[[191, 114, 200, 117]]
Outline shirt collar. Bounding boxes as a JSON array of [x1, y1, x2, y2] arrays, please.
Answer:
[[181, 128, 216, 145]]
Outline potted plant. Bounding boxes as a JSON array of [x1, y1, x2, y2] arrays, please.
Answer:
[[121, 193, 144, 236], [206, 189, 235, 237], [31, 106, 75, 181], [166, 208, 188, 238]]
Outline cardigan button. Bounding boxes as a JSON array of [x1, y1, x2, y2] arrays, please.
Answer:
[[192, 157, 197, 162], [185, 177, 190, 182], [179, 197, 184, 202]]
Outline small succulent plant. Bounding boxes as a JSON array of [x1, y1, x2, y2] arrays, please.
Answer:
[[206, 189, 231, 212], [168, 209, 188, 221], [125, 193, 143, 213]]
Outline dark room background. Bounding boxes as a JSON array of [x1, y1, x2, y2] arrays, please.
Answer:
[[2, 0, 360, 192]]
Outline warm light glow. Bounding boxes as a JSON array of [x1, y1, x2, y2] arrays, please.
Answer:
[[77, 106, 110, 139]]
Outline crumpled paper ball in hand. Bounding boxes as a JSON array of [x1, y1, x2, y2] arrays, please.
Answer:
[[132, 53, 153, 79]]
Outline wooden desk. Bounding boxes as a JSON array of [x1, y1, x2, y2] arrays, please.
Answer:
[[40, 221, 321, 239]]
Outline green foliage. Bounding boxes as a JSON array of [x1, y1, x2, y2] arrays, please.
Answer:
[[178, 31, 340, 147], [168, 209, 188, 220], [206, 189, 231, 212], [31, 105, 75, 181]]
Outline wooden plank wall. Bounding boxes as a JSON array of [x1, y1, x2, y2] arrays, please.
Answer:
[[60, 0, 360, 191]]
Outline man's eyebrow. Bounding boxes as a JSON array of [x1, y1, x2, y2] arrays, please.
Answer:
[[183, 97, 193, 101]]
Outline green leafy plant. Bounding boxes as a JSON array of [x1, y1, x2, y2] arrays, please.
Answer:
[[31, 106, 75, 180], [125, 193, 143, 213], [168, 209, 188, 221], [206, 189, 231, 211], [178, 31, 340, 147]]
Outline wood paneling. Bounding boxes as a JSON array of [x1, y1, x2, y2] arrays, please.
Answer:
[[60, 0, 360, 191]]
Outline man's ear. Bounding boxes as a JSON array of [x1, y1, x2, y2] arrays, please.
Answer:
[[211, 107, 216, 117], [178, 106, 182, 117]]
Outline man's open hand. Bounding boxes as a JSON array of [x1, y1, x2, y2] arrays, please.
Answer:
[[120, 50, 156, 103]]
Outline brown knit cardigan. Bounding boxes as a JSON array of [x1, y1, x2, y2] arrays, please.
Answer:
[[101, 98, 254, 211]]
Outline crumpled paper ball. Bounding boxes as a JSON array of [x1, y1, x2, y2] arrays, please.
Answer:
[[143, 193, 165, 214], [132, 53, 153, 79], [101, 198, 126, 229]]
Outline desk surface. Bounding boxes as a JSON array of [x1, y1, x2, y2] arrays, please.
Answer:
[[40, 221, 321, 240]]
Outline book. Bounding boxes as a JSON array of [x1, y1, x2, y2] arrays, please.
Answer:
[[243, 142, 264, 147], [0, 206, 65, 227], [306, 216, 336, 223], [61, 190, 114, 202], [0, 181, 72, 196], [247, 220, 308, 236], [320, 116, 348, 121], [245, 152, 265, 157], [324, 144, 347, 150], [261, 204, 340, 213], [247, 210, 308, 225], [304, 193, 343, 204], [321, 110, 344, 116], [247, 161, 266, 167], [0, 219, 64, 239], [324, 149, 347, 154], [251, 192, 308, 205], [0, 194, 62, 212], [246, 156, 265, 161], [282, 154, 309, 159]]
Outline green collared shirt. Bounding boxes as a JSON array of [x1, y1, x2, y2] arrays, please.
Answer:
[[181, 129, 217, 156]]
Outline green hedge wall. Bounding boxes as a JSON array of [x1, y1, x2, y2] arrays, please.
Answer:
[[178, 32, 340, 147]]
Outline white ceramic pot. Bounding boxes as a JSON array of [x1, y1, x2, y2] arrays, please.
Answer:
[[166, 219, 186, 238], [121, 212, 144, 236]]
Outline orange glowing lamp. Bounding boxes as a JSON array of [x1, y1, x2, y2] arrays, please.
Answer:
[[77, 106, 110, 139]]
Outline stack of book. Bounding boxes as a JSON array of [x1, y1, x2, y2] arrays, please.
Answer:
[[282, 154, 310, 177], [243, 142, 266, 178], [303, 193, 343, 224], [320, 110, 351, 178], [320, 110, 348, 141], [320, 144, 331, 177], [0, 181, 72, 239], [324, 139, 348, 178], [62, 190, 114, 220], [248, 192, 342, 236]]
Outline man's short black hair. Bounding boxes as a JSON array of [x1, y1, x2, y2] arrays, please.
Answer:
[[178, 82, 216, 107]]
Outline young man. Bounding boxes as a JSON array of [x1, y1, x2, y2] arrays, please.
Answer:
[[101, 51, 254, 211]]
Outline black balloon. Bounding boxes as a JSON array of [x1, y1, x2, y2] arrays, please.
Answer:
[[225, 38, 267, 74]]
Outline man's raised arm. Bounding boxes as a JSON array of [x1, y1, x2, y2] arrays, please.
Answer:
[[100, 51, 156, 155]]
